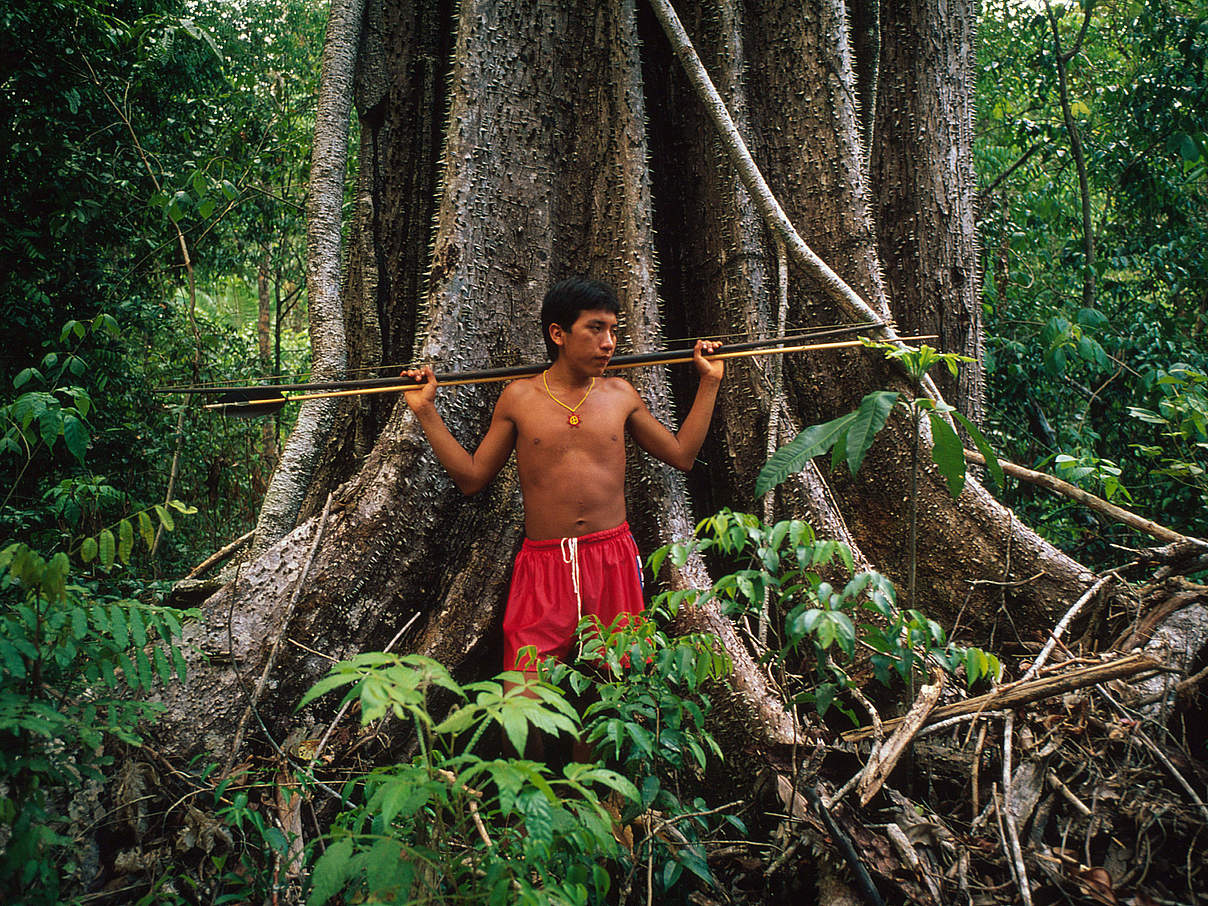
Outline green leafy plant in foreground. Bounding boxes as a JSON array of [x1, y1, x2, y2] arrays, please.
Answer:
[[0, 328, 199, 904], [300, 615, 729, 906], [0, 543, 195, 904], [756, 342, 1004, 608], [300, 654, 634, 906], [652, 510, 1000, 724]]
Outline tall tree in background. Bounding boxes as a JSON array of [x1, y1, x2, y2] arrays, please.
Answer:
[[156, 0, 1097, 771]]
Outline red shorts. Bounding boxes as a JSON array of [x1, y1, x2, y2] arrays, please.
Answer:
[[502, 522, 645, 672]]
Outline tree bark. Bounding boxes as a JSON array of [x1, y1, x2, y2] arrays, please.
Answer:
[[871, 0, 984, 422], [247, 0, 363, 560], [154, 0, 1095, 765]]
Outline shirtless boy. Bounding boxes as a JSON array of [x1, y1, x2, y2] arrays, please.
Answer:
[[402, 277, 723, 674]]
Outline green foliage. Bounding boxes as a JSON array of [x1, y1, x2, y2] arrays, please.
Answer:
[[978, 0, 1208, 550], [301, 617, 731, 906], [653, 511, 1000, 722], [756, 343, 1001, 498], [0, 315, 116, 475], [300, 654, 634, 906], [0, 541, 194, 904], [551, 615, 730, 899], [1, 0, 321, 574], [1128, 365, 1208, 506]]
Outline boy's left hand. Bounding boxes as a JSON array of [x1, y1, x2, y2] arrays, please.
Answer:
[[693, 339, 724, 382]]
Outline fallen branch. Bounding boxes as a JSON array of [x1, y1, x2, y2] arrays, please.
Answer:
[[858, 668, 945, 806], [184, 529, 255, 580], [1021, 574, 1113, 682], [963, 448, 1186, 544], [1001, 712, 1033, 906], [1095, 686, 1208, 826], [841, 653, 1161, 743]]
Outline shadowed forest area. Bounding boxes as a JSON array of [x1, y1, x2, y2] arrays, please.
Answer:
[[1, 0, 1207, 904]]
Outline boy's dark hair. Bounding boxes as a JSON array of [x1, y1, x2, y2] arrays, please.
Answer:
[[540, 277, 620, 361]]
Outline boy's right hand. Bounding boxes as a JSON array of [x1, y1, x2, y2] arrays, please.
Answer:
[[402, 366, 437, 412]]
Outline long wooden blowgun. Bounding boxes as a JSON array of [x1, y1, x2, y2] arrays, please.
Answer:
[[157, 323, 933, 418]]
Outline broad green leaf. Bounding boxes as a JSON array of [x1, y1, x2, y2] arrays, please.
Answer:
[[307, 837, 354, 906], [39, 552, 69, 602], [831, 612, 856, 657], [154, 504, 175, 532], [93, 313, 120, 338], [298, 673, 360, 709], [71, 607, 88, 640], [138, 510, 155, 550], [39, 408, 64, 448], [1173, 131, 1201, 162], [953, 412, 1004, 489], [756, 410, 858, 497], [928, 412, 966, 497], [365, 838, 407, 898], [62, 414, 87, 463], [647, 545, 668, 579], [118, 519, 134, 564], [844, 391, 899, 475], [99, 528, 116, 569], [816, 613, 836, 649], [13, 367, 40, 389]]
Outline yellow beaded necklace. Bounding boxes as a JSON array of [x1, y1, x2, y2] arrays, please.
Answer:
[[541, 370, 595, 427]]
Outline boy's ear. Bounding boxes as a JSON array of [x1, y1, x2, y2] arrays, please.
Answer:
[[548, 322, 566, 348]]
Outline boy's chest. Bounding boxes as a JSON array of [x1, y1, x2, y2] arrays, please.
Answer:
[[512, 394, 629, 460]]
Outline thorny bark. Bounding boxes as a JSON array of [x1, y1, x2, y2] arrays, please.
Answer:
[[247, 0, 364, 560], [871, 0, 985, 422], [158, 0, 1097, 776], [158, 0, 1111, 792], [157, 0, 796, 761]]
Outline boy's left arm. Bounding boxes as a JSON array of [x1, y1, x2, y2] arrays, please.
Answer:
[[626, 340, 724, 471]]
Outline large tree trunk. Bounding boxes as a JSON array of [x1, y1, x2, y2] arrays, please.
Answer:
[[246, 0, 363, 560], [870, 0, 984, 422], [155, 0, 1093, 764]]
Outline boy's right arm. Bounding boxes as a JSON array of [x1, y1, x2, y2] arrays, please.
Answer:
[[402, 366, 517, 495]]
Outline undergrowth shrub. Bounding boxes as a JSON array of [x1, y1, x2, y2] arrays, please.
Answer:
[[0, 543, 195, 903], [300, 609, 730, 906], [652, 510, 1000, 724]]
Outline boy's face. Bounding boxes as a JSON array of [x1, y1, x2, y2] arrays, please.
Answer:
[[550, 309, 618, 374]]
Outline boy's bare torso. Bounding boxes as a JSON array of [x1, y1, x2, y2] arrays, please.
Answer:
[[501, 375, 637, 540]]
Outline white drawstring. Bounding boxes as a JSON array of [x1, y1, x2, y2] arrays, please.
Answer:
[[560, 536, 583, 656]]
